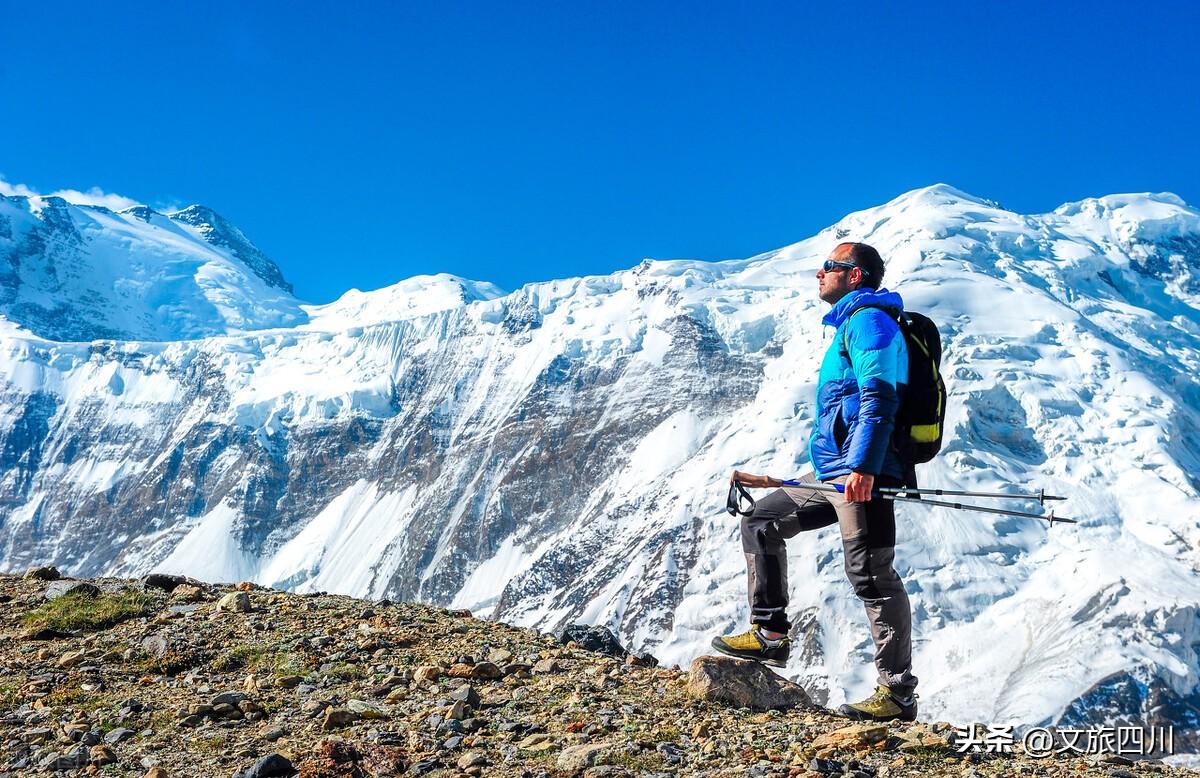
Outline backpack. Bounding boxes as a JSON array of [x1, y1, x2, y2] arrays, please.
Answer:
[[845, 306, 946, 465]]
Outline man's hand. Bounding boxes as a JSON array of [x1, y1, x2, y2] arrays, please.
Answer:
[[844, 471, 875, 503], [730, 470, 781, 489]]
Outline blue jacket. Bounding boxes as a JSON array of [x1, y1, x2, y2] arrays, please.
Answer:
[[808, 288, 908, 481]]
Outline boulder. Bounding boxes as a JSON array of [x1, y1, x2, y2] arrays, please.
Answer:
[[557, 742, 611, 773], [216, 592, 251, 612], [231, 753, 294, 778], [811, 722, 889, 752], [686, 655, 813, 711], [555, 623, 629, 659], [44, 580, 100, 600], [141, 573, 188, 593]]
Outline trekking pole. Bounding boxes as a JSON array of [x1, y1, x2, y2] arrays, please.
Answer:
[[780, 482, 1066, 505], [727, 479, 1076, 526], [877, 485, 1063, 504], [775, 480, 1076, 526]]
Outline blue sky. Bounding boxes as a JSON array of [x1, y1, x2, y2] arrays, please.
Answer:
[[2, 1, 1197, 303]]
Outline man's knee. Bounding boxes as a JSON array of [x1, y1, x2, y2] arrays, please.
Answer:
[[741, 513, 779, 555], [844, 545, 899, 601]]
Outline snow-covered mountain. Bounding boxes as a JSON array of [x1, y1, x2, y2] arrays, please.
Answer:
[[1, 184, 1198, 743], [0, 196, 305, 341]]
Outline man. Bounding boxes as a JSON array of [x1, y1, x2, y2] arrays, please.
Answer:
[[710, 242, 919, 722]]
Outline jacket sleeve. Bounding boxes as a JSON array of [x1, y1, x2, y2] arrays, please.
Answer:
[[843, 309, 903, 475]]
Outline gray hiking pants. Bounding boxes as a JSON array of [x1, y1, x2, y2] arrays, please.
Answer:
[[740, 472, 918, 695]]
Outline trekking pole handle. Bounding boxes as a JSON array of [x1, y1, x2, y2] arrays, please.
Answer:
[[731, 470, 784, 489]]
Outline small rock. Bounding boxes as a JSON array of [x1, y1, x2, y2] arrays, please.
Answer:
[[24, 565, 61, 581], [141, 634, 170, 658], [470, 661, 503, 679], [346, 699, 385, 719], [213, 703, 241, 719], [657, 742, 684, 764], [627, 652, 659, 667], [449, 685, 481, 708], [44, 580, 100, 600], [104, 727, 135, 745], [260, 725, 288, 741], [359, 742, 408, 775], [144, 769, 169, 778], [322, 707, 360, 730], [276, 675, 303, 689], [172, 584, 203, 601], [557, 742, 611, 772], [40, 750, 87, 771], [217, 592, 252, 612], [232, 752, 294, 778], [533, 657, 562, 674], [809, 757, 845, 774], [457, 751, 488, 769], [89, 744, 117, 765], [487, 648, 514, 664], [211, 690, 249, 707], [555, 624, 630, 659], [686, 655, 812, 711], [413, 665, 442, 685], [811, 723, 889, 752], [142, 573, 188, 592], [57, 650, 87, 668]]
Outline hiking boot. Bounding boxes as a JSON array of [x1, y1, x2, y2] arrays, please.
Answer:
[[836, 685, 918, 721], [710, 626, 790, 667]]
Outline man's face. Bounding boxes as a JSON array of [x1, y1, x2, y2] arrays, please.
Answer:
[[816, 248, 865, 304]]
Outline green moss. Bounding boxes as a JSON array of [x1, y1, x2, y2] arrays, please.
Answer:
[[22, 590, 153, 633], [192, 734, 228, 753], [212, 643, 304, 676], [0, 681, 19, 707], [326, 662, 366, 681]]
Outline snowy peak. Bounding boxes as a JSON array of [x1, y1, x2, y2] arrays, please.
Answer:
[[885, 182, 1003, 209], [166, 204, 294, 293], [302, 273, 507, 330], [0, 195, 306, 341]]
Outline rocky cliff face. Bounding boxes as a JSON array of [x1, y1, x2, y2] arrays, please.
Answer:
[[1, 185, 1199, 744]]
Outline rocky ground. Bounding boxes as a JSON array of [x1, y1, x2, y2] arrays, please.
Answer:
[[0, 571, 1191, 778]]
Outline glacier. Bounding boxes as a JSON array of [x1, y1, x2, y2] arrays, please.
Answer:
[[1, 184, 1198, 745]]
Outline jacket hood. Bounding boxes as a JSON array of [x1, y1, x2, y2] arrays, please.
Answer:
[[822, 287, 905, 328]]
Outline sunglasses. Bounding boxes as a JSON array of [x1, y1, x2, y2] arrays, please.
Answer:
[[822, 259, 866, 275]]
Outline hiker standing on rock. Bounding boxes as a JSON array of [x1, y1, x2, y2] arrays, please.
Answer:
[[712, 242, 920, 722]]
